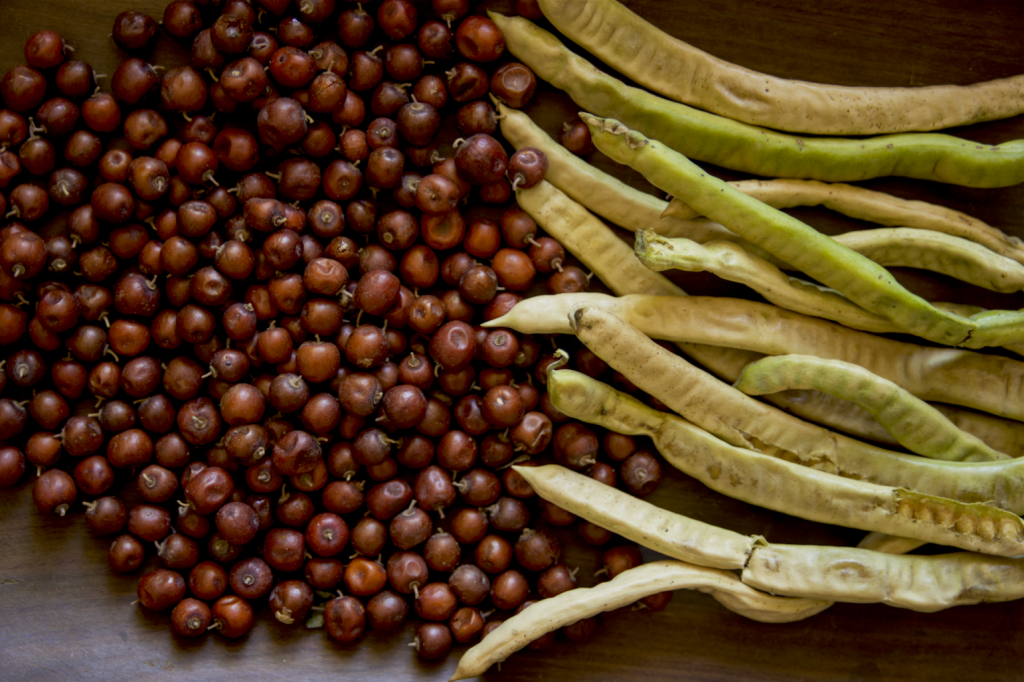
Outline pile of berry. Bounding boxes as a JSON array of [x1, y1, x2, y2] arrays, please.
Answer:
[[0, 0, 667, 664]]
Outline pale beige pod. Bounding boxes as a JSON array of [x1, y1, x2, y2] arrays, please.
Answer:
[[734, 355, 1009, 462], [449, 560, 833, 681], [513, 464, 757, 570], [742, 544, 1024, 611], [536, 0, 1024, 136]]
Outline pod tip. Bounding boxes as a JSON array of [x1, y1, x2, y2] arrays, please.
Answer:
[[480, 315, 504, 328]]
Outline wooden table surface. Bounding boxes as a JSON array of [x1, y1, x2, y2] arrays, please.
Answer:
[[1, 0, 1023, 681]]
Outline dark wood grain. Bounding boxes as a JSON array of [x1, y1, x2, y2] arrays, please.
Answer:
[[1, 1, 1023, 681]]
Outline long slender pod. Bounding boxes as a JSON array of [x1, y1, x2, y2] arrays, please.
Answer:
[[560, 309, 1024, 511], [634, 233, 902, 334], [489, 13, 1024, 188], [518, 461, 918, 574], [545, 362, 1024, 555], [644, 219, 1024, 295], [734, 355, 1010, 461], [835, 228, 1024, 294], [663, 178, 1024, 267], [493, 292, 1024, 424], [534, 0, 1024, 135], [448, 560, 832, 681], [632, 228, 957, 344], [742, 545, 1024, 611], [513, 464, 757, 570], [583, 115, 980, 346]]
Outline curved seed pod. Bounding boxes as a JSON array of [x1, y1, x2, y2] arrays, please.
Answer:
[[482, 289, 873, 351], [547, 362, 1024, 555], [567, 303, 878, 454], [490, 13, 1024, 189], [835, 228, 1024, 294], [564, 305, 1024, 511], [533, 0, 1024, 136], [742, 544, 1024, 611], [501, 289, 1024, 425], [635, 233, 899, 334], [513, 463, 756, 570], [489, 289, 892, 346], [636, 232, 1024, 354], [734, 355, 1010, 462], [449, 560, 833, 681], [663, 178, 1024, 267], [584, 115, 978, 346]]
